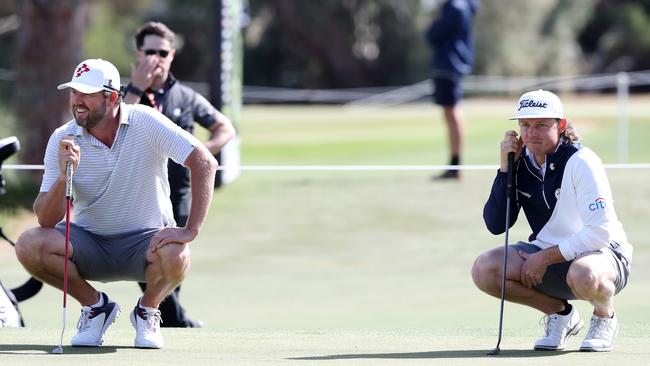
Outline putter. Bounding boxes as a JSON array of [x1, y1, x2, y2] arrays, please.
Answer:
[[487, 152, 515, 356], [53, 161, 73, 355]]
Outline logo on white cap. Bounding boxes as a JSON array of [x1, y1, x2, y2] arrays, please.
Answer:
[[57, 59, 121, 94], [75, 64, 90, 77], [510, 89, 564, 120]]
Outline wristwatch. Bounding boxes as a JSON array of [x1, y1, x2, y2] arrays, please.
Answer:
[[126, 84, 145, 97]]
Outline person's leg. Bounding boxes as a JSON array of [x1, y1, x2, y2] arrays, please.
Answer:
[[15, 227, 99, 305], [433, 76, 463, 179], [131, 241, 190, 348], [140, 190, 199, 327], [472, 245, 566, 314], [567, 252, 617, 317], [567, 250, 624, 351], [15, 226, 120, 346], [138, 280, 191, 327], [472, 243, 583, 350], [141, 242, 190, 308], [443, 104, 463, 162]]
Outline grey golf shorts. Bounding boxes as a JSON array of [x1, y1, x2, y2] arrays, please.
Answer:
[[55, 222, 160, 282], [513, 242, 631, 300]]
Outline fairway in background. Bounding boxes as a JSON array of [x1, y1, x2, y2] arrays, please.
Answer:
[[1, 96, 649, 365]]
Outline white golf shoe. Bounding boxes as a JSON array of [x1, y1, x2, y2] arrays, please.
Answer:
[[580, 313, 619, 352], [130, 299, 164, 349], [534, 306, 583, 350], [71, 292, 121, 347]]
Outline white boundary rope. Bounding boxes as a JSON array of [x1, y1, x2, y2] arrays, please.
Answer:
[[4, 163, 650, 171]]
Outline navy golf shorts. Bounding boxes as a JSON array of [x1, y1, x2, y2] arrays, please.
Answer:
[[432, 76, 462, 106]]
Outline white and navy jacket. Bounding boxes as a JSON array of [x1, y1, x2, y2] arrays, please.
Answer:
[[484, 142, 632, 263]]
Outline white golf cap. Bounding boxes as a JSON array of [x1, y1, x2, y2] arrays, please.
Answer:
[[510, 89, 564, 120], [57, 59, 120, 94]]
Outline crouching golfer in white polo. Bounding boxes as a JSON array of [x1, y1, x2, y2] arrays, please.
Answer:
[[472, 89, 632, 352], [15, 59, 217, 348]]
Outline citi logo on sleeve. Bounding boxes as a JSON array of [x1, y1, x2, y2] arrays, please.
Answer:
[[588, 197, 607, 211]]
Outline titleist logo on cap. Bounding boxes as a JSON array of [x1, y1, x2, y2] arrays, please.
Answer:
[[518, 99, 548, 110]]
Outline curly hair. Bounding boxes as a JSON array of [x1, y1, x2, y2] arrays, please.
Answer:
[[560, 119, 580, 144]]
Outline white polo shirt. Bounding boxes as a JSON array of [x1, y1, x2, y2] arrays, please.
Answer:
[[41, 103, 199, 235]]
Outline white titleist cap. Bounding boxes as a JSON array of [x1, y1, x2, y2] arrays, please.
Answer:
[[510, 89, 564, 120], [57, 59, 121, 94]]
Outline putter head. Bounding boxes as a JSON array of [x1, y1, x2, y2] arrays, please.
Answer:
[[52, 345, 63, 354], [486, 347, 500, 356]]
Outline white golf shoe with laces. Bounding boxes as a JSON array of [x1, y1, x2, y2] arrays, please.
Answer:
[[71, 292, 121, 347], [580, 313, 619, 352], [130, 299, 164, 349], [534, 306, 583, 350]]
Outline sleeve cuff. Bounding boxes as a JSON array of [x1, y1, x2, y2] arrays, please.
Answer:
[[558, 240, 576, 261]]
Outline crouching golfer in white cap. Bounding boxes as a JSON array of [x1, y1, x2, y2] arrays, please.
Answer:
[[15, 59, 217, 348], [472, 89, 632, 352]]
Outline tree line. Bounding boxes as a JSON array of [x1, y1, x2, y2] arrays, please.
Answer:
[[1, 0, 649, 168]]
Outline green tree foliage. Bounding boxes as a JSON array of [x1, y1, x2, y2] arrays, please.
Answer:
[[473, 0, 595, 77], [132, 0, 227, 83], [83, 0, 154, 73], [579, 0, 650, 72], [2, 0, 650, 101], [244, 0, 429, 88], [243, 0, 601, 87]]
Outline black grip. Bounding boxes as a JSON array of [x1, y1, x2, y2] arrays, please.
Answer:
[[506, 152, 515, 198]]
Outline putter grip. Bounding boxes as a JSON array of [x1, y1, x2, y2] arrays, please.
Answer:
[[506, 152, 514, 198], [65, 161, 73, 199]]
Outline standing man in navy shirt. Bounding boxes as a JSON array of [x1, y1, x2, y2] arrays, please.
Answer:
[[426, 0, 479, 179]]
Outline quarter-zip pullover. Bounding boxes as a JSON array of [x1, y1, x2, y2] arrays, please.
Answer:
[[484, 142, 632, 263]]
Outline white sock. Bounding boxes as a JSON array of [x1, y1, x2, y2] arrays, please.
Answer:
[[89, 293, 104, 308], [138, 298, 156, 312]]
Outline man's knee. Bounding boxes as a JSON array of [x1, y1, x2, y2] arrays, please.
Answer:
[[567, 264, 613, 299], [15, 227, 60, 264], [151, 243, 190, 279], [471, 250, 499, 291]]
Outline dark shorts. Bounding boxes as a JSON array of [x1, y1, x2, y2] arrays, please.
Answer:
[[432, 76, 462, 106], [513, 242, 631, 300], [55, 222, 160, 282]]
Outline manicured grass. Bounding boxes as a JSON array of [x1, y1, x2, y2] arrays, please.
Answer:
[[1, 96, 649, 365]]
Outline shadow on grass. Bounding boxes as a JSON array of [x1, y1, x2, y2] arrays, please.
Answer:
[[288, 349, 579, 360], [0, 344, 136, 355]]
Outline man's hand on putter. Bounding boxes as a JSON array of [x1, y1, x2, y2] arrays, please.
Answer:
[[149, 227, 194, 252], [58, 137, 79, 177], [518, 250, 548, 288], [500, 130, 522, 172]]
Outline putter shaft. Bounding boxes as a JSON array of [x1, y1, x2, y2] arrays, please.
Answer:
[[488, 152, 515, 355]]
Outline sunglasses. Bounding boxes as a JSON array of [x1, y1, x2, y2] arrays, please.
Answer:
[[143, 49, 170, 58]]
